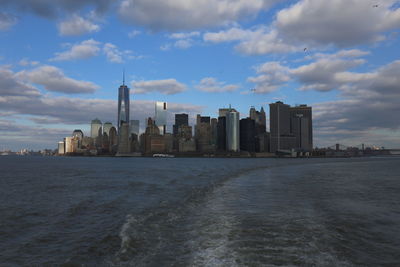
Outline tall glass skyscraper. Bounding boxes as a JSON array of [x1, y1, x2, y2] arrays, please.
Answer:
[[155, 101, 167, 135], [118, 79, 130, 134]]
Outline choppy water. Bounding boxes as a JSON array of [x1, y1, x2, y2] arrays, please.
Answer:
[[1, 156, 400, 266]]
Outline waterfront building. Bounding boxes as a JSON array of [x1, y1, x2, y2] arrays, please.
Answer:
[[217, 116, 226, 151], [256, 132, 270, 153], [290, 105, 313, 151], [72, 129, 84, 140], [219, 108, 237, 117], [195, 114, 213, 152], [64, 136, 79, 154], [155, 101, 167, 135], [58, 141, 65, 155], [140, 117, 166, 154], [81, 136, 94, 149], [103, 122, 113, 136], [249, 106, 267, 135], [90, 119, 102, 139], [226, 109, 240, 152], [117, 122, 130, 154], [211, 118, 218, 146], [269, 101, 312, 153], [109, 126, 118, 153], [197, 115, 211, 124], [173, 113, 189, 135], [72, 129, 84, 148], [179, 138, 196, 152], [129, 120, 140, 136], [240, 118, 256, 152], [118, 79, 130, 134]]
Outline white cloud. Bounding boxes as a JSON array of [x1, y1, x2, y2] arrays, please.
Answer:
[[196, 77, 239, 93], [50, 39, 101, 61], [169, 31, 200, 39], [58, 14, 100, 36], [17, 65, 99, 94], [103, 43, 136, 63], [0, 67, 40, 97], [247, 62, 291, 93], [162, 31, 202, 50], [103, 43, 124, 63], [0, 12, 17, 31], [276, 0, 400, 47], [19, 58, 39, 66], [204, 27, 299, 55], [132, 79, 187, 94], [292, 58, 366, 91], [118, 0, 280, 31], [247, 49, 370, 93], [128, 30, 141, 38], [0, 0, 113, 18]]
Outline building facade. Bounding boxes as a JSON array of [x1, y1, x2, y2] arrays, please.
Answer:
[[226, 110, 240, 152], [118, 83, 130, 134], [155, 101, 167, 135], [91, 119, 102, 139]]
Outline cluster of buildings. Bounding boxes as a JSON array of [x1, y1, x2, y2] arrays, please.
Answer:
[[57, 80, 314, 157]]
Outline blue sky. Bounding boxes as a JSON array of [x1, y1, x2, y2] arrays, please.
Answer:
[[1, 0, 400, 150]]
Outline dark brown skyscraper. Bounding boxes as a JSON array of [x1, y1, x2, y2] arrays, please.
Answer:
[[173, 113, 189, 135], [269, 101, 313, 153], [290, 105, 313, 151]]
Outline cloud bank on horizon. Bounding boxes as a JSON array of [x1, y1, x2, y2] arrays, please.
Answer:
[[0, 0, 400, 150]]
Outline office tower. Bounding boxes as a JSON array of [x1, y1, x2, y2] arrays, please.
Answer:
[[64, 136, 79, 153], [219, 107, 237, 118], [270, 101, 308, 153], [109, 126, 118, 153], [58, 141, 65, 155], [290, 105, 313, 151], [129, 120, 140, 136], [195, 114, 213, 152], [155, 101, 167, 135], [72, 129, 84, 140], [217, 116, 227, 151], [173, 113, 189, 135], [140, 117, 166, 154], [226, 109, 240, 152], [91, 119, 102, 139], [270, 102, 291, 137], [210, 118, 218, 146], [117, 122, 130, 154], [249, 106, 266, 134], [72, 129, 84, 149], [240, 118, 256, 152], [118, 76, 130, 134], [103, 122, 113, 136]]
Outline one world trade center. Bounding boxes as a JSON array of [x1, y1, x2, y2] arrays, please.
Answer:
[[118, 73, 130, 134]]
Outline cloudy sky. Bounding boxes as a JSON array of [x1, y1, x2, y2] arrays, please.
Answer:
[[1, 0, 400, 150]]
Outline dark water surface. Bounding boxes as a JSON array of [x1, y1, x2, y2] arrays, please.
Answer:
[[1, 156, 399, 266]]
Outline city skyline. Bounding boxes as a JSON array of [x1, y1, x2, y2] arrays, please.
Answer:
[[1, 0, 400, 150]]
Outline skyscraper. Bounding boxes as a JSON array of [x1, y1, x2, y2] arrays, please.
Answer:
[[290, 105, 313, 151], [249, 106, 266, 134], [103, 122, 113, 136], [129, 120, 140, 136], [155, 101, 167, 135], [118, 75, 130, 134], [269, 101, 312, 153], [91, 119, 102, 139], [226, 109, 240, 152], [173, 113, 189, 135], [240, 118, 256, 152]]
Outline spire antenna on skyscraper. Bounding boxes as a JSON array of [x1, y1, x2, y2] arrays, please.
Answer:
[[123, 68, 125, 86]]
